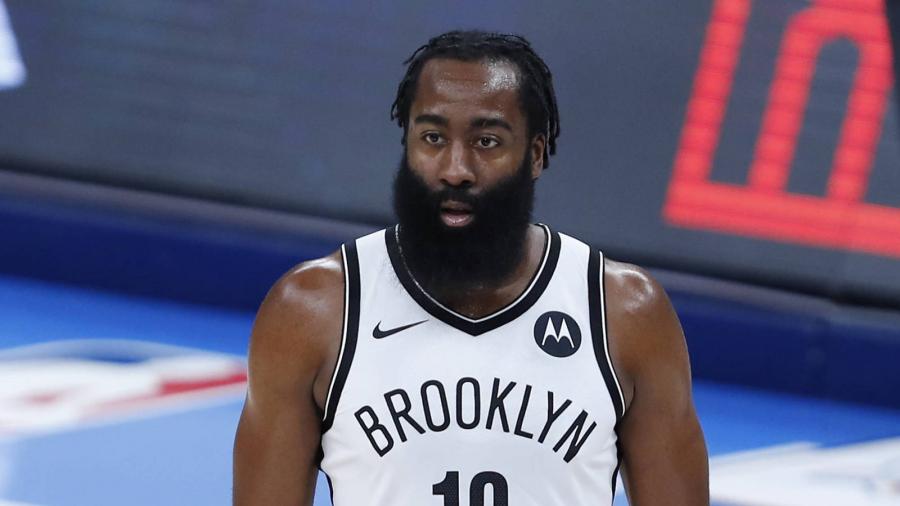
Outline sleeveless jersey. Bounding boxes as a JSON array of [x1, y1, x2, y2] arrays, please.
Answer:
[[319, 224, 626, 505]]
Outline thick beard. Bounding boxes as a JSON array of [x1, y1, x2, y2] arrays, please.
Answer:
[[392, 152, 535, 294]]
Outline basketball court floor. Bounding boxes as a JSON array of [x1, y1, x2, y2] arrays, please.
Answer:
[[1, 273, 899, 505]]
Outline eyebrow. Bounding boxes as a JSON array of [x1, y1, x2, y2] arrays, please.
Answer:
[[471, 117, 513, 132], [413, 114, 514, 133], [413, 114, 449, 127]]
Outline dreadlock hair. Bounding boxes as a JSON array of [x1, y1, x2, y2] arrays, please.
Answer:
[[390, 30, 561, 169]]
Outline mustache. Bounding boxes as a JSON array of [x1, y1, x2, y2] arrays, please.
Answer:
[[432, 187, 479, 207]]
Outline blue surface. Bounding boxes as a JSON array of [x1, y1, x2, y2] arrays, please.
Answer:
[[0, 273, 252, 354], [672, 287, 900, 408], [3, 403, 243, 506], [0, 195, 341, 310], [2, 274, 900, 505]]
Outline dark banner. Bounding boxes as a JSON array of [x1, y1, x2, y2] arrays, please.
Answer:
[[1, 0, 898, 303]]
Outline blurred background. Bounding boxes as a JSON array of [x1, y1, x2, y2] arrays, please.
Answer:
[[1, 0, 899, 505]]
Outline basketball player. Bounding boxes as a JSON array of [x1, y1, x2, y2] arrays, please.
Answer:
[[233, 31, 709, 505]]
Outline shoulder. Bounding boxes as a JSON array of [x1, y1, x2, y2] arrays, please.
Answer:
[[272, 250, 344, 302], [602, 258, 670, 321], [602, 257, 687, 406], [247, 250, 345, 390], [256, 250, 344, 329]]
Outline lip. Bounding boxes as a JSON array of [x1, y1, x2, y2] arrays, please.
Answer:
[[440, 200, 473, 212], [439, 200, 474, 228]]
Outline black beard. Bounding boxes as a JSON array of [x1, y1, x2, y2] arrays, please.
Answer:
[[392, 153, 535, 294]]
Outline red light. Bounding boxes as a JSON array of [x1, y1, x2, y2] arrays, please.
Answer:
[[664, 0, 898, 257]]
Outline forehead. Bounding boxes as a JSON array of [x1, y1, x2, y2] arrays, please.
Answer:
[[410, 58, 525, 124]]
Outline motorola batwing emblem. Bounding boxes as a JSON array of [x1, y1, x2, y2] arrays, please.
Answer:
[[534, 311, 582, 357]]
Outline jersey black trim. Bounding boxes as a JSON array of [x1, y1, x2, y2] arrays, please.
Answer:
[[325, 471, 335, 504], [610, 439, 623, 504], [588, 248, 625, 421], [385, 224, 561, 337], [321, 241, 361, 433]]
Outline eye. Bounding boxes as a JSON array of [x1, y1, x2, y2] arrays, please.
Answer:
[[477, 136, 500, 148], [423, 132, 443, 144]]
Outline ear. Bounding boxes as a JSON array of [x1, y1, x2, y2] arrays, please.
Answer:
[[529, 133, 546, 179]]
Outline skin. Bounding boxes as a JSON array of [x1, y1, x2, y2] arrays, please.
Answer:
[[233, 58, 709, 505]]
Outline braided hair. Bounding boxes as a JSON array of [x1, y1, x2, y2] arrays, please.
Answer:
[[390, 30, 561, 168]]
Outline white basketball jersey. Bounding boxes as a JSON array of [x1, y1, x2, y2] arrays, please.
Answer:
[[319, 224, 625, 505]]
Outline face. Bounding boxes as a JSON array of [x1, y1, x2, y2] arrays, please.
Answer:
[[392, 58, 546, 291], [404, 58, 545, 227]]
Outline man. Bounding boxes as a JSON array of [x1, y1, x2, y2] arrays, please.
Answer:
[[233, 30, 708, 505]]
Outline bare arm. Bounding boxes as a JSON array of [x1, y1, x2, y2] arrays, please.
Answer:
[[605, 260, 709, 506], [233, 253, 344, 506]]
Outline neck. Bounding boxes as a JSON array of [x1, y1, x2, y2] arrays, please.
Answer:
[[422, 224, 546, 319]]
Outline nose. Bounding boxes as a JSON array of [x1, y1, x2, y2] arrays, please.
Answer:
[[439, 141, 476, 188]]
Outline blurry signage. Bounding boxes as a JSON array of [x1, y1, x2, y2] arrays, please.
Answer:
[[0, 1, 23, 90], [664, 0, 899, 258], [0, 340, 247, 438]]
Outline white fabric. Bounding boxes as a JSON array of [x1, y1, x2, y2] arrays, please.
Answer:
[[320, 228, 620, 505]]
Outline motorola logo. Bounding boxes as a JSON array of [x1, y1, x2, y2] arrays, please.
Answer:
[[533, 311, 581, 358]]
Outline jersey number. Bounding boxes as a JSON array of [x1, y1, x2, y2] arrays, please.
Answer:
[[432, 471, 508, 506]]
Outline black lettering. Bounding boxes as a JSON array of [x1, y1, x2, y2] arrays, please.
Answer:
[[470, 471, 509, 506], [354, 405, 394, 457], [456, 377, 481, 429], [486, 378, 516, 432], [433, 471, 460, 505], [384, 388, 425, 442], [538, 391, 572, 443], [553, 410, 597, 463], [513, 384, 534, 439], [421, 380, 451, 432]]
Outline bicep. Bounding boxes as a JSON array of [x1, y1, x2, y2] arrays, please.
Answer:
[[617, 374, 707, 505], [232, 277, 335, 506], [609, 270, 708, 505], [233, 389, 321, 506]]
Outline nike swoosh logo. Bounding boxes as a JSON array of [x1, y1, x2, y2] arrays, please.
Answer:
[[373, 319, 428, 339]]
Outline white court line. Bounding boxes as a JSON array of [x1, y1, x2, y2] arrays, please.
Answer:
[[710, 441, 819, 466], [710, 437, 900, 506]]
